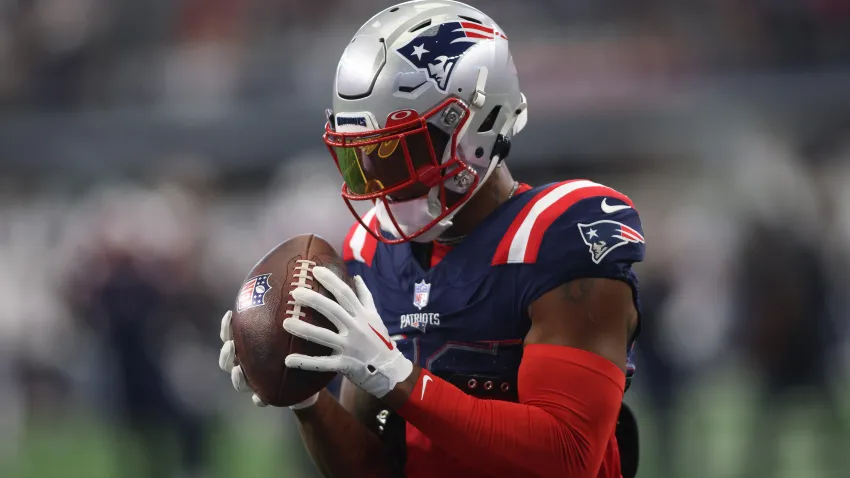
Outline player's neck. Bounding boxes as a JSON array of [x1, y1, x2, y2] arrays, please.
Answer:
[[439, 166, 516, 241]]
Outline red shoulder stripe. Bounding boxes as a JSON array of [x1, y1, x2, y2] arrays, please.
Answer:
[[493, 182, 562, 265], [342, 208, 379, 266], [493, 180, 633, 265]]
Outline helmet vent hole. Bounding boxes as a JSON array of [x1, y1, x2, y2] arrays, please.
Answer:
[[398, 81, 426, 93], [390, 7, 399, 12], [477, 105, 502, 133], [409, 19, 432, 32], [458, 15, 483, 24]]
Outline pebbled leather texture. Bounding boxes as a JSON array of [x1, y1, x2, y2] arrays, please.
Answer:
[[231, 234, 350, 407]]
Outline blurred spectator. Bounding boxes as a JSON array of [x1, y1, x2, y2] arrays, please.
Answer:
[[61, 183, 217, 478], [736, 215, 847, 477]]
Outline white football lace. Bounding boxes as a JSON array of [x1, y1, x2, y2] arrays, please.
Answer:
[[285, 259, 316, 320]]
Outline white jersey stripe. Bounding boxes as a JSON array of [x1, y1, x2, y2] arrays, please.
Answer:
[[348, 207, 377, 263], [506, 180, 603, 263]]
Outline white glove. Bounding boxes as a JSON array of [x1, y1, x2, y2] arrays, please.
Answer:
[[218, 310, 319, 409], [284, 266, 413, 398]]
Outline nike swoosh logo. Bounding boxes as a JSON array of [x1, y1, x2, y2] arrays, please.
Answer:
[[420, 375, 432, 400], [369, 324, 394, 350], [601, 198, 632, 214]]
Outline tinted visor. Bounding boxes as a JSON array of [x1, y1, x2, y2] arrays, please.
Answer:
[[332, 123, 451, 201]]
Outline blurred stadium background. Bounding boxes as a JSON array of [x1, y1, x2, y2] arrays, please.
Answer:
[[1, 0, 849, 477]]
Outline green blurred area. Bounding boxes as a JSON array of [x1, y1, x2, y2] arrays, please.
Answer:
[[6, 410, 303, 478], [6, 369, 849, 478]]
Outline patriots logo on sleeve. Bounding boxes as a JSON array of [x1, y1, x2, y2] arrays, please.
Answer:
[[396, 21, 506, 92], [578, 220, 645, 264]]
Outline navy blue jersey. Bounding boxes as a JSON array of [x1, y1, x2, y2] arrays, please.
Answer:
[[343, 180, 645, 398]]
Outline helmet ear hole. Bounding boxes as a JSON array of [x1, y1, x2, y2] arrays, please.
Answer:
[[476, 105, 502, 133]]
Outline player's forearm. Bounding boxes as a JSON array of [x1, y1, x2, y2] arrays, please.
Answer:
[[384, 344, 625, 478], [294, 389, 392, 478]]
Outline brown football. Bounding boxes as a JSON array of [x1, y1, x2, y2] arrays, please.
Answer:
[[229, 234, 349, 407]]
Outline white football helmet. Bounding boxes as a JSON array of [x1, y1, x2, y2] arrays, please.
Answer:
[[324, 0, 527, 243]]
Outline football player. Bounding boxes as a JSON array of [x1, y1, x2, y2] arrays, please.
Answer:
[[219, 1, 644, 477]]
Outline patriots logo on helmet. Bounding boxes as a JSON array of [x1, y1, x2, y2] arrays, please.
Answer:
[[578, 220, 645, 264], [396, 21, 507, 92]]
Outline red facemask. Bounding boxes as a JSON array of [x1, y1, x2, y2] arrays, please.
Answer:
[[324, 98, 479, 243]]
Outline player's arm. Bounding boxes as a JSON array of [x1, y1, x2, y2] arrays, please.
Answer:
[[293, 379, 393, 478], [285, 269, 634, 478], [385, 277, 635, 477]]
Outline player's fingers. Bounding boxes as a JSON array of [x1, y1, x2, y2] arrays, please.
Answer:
[[219, 340, 236, 372], [353, 275, 376, 311], [285, 353, 342, 373], [231, 365, 252, 393], [282, 318, 343, 351], [220, 310, 233, 342], [312, 266, 361, 315], [252, 394, 268, 407], [291, 287, 349, 334]]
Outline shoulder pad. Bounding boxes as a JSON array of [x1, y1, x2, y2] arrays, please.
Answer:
[[493, 180, 642, 265], [343, 207, 379, 266]]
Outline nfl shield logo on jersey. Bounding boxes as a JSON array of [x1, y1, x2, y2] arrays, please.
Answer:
[[578, 220, 645, 264], [236, 274, 272, 312], [412, 280, 431, 310]]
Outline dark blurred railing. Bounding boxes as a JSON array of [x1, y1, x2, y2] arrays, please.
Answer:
[[2, 71, 849, 175]]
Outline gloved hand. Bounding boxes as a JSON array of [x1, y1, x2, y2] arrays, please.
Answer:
[[284, 266, 413, 398], [218, 310, 319, 409]]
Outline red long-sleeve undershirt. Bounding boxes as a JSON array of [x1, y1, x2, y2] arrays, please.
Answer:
[[397, 344, 625, 478]]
